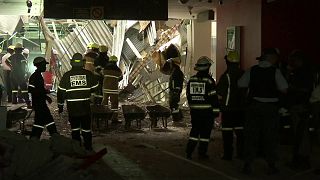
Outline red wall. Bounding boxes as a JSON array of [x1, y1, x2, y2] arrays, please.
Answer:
[[216, 0, 262, 79], [262, 0, 320, 63]]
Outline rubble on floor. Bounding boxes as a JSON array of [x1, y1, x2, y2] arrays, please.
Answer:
[[0, 130, 105, 180]]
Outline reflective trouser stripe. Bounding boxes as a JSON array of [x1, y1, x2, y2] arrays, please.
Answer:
[[283, 125, 290, 129], [212, 108, 220, 113], [46, 122, 55, 127], [21, 90, 28, 93], [189, 137, 199, 141], [111, 109, 118, 112], [221, 127, 243, 131], [67, 98, 90, 102], [199, 138, 210, 142], [12, 90, 18, 93], [58, 103, 64, 106], [33, 124, 44, 129], [29, 84, 35, 88], [81, 129, 91, 133], [189, 104, 212, 109], [72, 128, 81, 131], [221, 128, 233, 131], [172, 109, 180, 113]]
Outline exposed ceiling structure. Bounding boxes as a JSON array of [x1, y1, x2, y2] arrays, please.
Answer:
[[0, 0, 221, 19]]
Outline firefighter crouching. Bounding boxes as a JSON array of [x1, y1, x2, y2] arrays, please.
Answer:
[[57, 53, 99, 151], [102, 55, 123, 124], [186, 56, 220, 160], [28, 57, 58, 139]]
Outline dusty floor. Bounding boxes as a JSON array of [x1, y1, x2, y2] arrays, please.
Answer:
[[6, 98, 320, 180]]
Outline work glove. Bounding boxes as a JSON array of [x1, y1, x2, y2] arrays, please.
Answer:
[[46, 95, 52, 104], [58, 105, 63, 114]]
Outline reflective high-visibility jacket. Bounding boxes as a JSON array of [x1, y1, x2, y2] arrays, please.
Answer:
[[169, 64, 184, 95], [57, 67, 98, 116], [187, 71, 220, 115], [28, 69, 48, 107], [102, 63, 122, 94], [84, 51, 99, 73]]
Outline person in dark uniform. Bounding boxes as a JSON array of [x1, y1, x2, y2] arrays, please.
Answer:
[[216, 50, 245, 160], [186, 56, 220, 160], [57, 53, 99, 151], [163, 44, 184, 122], [238, 48, 288, 174], [9, 43, 31, 107], [92, 45, 109, 104], [28, 57, 58, 139]]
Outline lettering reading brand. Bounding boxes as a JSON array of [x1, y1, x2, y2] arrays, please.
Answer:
[[70, 75, 87, 87], [190, 82, 205, 95]]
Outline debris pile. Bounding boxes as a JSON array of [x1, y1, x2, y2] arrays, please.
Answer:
[[0, 130, 103, 180]]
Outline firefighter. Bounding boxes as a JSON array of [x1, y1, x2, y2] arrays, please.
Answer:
[[28, 57, 58, 139], [102, 55, 122, 124], [238, 48, 288, 174], [57, 53, 99, 151], [186, 56, 220, 160], [1, 45, 15, 102], [92, 45, 109, 104], [164, 44, 184, 122], [216, 50, 245, 160], [84, 42, 100, 73], [9, 43, 31, 107]]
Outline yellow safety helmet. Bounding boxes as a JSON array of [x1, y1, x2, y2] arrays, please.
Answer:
[[99, 45, 108, 53], [109, 55, 118, 62], [194, 56, 212, 71], [226, 50, 240, 63], [8, 45, 15, 50], [87, 42, 99, 50]]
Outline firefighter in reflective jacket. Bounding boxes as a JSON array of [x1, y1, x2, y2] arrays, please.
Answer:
[[84, 42, 99, 73], [28, 57, 58, 139], [216, 51, 245, 160], [57, 53, 99, 151], [163, 44, 184, 121], [102, 55, 123, 123], [186, 56, 220, 160], [9, 43, 30, 107]]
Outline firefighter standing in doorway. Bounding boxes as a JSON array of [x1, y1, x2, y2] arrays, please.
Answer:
[[28, 57, 58, 139], [9, 43, 31, 107], [57, 53, 99, 151], [186, 56, 220, 160], [102, 55, 122, 124], [216, 51, 245, 160]]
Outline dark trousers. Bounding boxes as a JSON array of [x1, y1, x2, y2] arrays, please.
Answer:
[[3, 70, 12, 102], [69, 114, 92, 150], [102, 93, 119, 122], [290, 104, 311, 165], [244, 102, 279, 166], [186, 111, 214, 156], [169, 92, 182, 121], [221, 110, 244, 159], [11, 76, 29, 104], [30, 105, 57, 139]]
